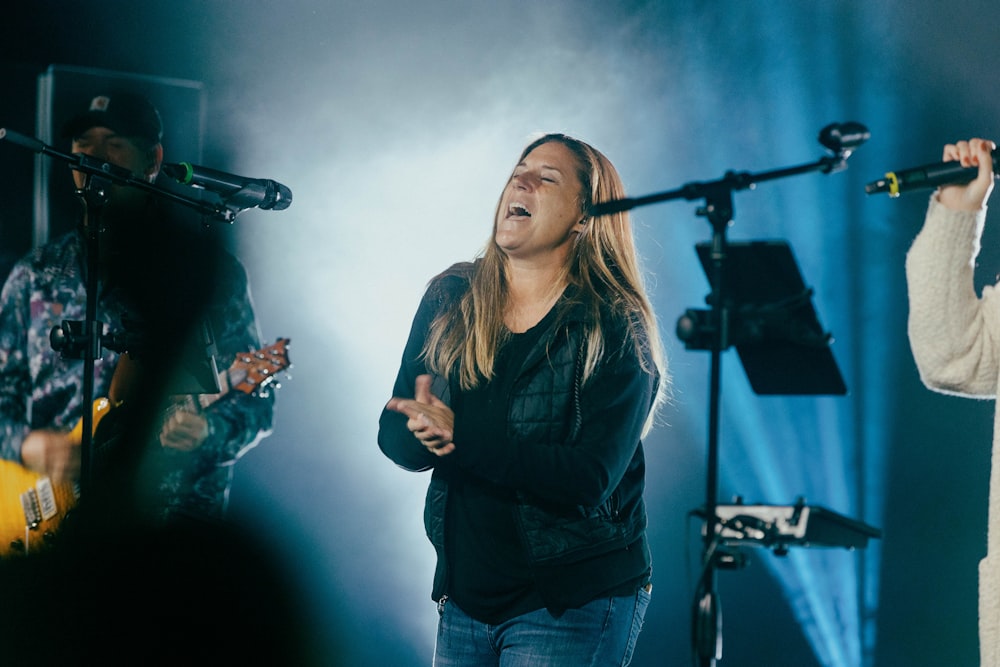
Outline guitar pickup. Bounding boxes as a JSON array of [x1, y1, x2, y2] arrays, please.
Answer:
[[20, 477, 58, 529]]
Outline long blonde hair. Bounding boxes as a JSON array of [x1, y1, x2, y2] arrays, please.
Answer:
[[423, 133, 668, 434]]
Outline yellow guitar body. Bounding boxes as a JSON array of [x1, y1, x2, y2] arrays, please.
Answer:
[[0, 460, 77, 556], [67, 397, 114, 444], [0, 338, 290, 558], [0, 397, 116, 557]]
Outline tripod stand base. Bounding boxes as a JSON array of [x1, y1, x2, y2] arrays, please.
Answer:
[[693, 585, 722, 665]]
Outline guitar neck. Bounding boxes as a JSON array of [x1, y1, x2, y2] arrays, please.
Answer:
[[187, 340, 288, 410], [190, 368, 234, 412]]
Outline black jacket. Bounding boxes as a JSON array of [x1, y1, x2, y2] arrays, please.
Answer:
[[378, 262, 659, 612]]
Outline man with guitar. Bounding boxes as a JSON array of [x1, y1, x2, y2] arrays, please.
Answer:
[[0, 91, 277, 547]]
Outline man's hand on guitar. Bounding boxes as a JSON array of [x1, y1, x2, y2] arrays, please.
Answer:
[[159, 410, 210, 452], [20, 429, 81, 484]]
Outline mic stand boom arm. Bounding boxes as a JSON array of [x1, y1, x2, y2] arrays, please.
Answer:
[[587, 122, 868, 667], [0, 128, 244, 223], [588, 132, 863, 218]]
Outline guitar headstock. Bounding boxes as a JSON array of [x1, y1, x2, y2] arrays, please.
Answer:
[[230, 337, 291, 396]]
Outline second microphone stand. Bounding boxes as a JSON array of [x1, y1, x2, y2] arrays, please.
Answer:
[[590, 122, 868, 666], [0, 128, 244, 498]]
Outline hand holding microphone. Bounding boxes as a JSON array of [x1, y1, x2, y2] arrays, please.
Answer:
[[866, 137, 997, 206], [937, 138, 996, 212]]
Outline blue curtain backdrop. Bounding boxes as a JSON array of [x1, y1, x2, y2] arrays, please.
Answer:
[[3, 2, 999, 666]]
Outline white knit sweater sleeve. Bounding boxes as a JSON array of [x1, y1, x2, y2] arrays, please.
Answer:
[[905, 195, 1000, 398]]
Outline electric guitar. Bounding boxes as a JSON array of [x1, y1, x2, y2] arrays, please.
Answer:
[[0, 337, 290, 557]]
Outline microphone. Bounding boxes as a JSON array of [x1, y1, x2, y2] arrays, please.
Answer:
[[588, 197, 636, 217], [865, 154, 999, 197], [161, 162, 292, 211], [0, 127, 45, 152], [818, 121, 870, 153]]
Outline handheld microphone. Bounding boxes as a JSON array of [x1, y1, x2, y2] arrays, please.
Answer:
[[865, 154, 999, 197], [161, 162, 292, 211]]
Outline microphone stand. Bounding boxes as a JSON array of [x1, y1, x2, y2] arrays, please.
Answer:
[[0, 128, 251, 498], [0, 128, 251, 224], [589, 122, 868, 666]]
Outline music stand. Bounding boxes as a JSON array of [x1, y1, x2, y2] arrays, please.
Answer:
[[685, 239, 846, 395]]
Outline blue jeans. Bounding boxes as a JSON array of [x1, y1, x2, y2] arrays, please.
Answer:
[[433, 586, 651, 667]]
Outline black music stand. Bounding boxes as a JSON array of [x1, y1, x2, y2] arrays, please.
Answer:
[[681, 239, 846, 395], [679, 238, 849, 666]]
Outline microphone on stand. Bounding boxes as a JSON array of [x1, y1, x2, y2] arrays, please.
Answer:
[[161, 162, 293, 211], [865, 154, 999, 197], [818, 121, 871, 153], [589, 197, 636, 217]]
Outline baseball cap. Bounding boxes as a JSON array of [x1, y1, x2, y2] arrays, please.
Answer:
[[61, 92, 163, 145]]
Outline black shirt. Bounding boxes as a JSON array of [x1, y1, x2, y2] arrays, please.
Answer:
[[447, 312, 551, 623]]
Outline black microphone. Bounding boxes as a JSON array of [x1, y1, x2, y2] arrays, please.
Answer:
[[818, 121, 870, 153], [589, 197, 637, 217], [161, 162, 292, 211], [865, 154, 999, 197], [0, 127, 45, 152]]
